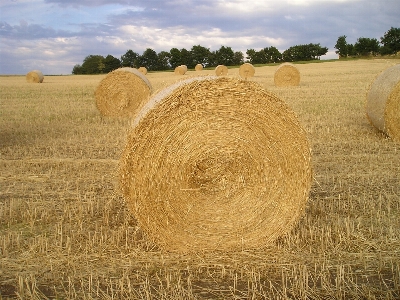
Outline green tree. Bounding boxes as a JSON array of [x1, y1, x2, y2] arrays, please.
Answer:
[[121, 50, 139, 67], [380, 27, 400, 55], [98, 60, 105, 73], [233, 51, 244, 65], [255, 48, 269, 64], [215, 46, 235, 66], [103, 55, 121, 73], [282, 44, 328, 61], [169, 48, 182, 68], [138, 48, 159, 71], [246, 49, 258, 64], [335, 35, 348, 58], [265, 46, 282, 63], [80, 55, 105, 74], [282, 47, 296, 62], [347, 44, 356, 57], [180, 48, 193, 68], [354, 37, 380, 56], [309, 43, 328, 59], [246, 47, 280, 64], [191, 45, 211, 67], [72, 64, 83, 74], [208, 51, 217, 66], [157, 51, 171, 70]]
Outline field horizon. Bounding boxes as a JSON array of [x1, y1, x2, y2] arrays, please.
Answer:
[[1, 59, 399, 299]]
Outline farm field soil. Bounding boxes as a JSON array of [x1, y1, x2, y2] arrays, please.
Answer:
[[1, 59, 400, 299]]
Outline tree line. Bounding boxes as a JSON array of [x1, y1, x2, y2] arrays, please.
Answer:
[[72, 43, 328, 74], [72, 27, 399, 74], [334, 27, 400, 58]]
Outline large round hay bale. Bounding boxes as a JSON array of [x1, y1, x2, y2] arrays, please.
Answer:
[[195, 64, 203, 71], [26, 70, 44, 83], [215, 65, 228, 76], [174, 65, 187, 75], [138, 67, 147, 75], [366, 64, 400, 142], [94, 67, 152, 117], [120, 76, 312, 252], [239, 63, 255, 79], [274, 63, 300, 87]]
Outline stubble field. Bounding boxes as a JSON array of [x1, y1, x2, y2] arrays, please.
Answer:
[[1, 59, 400, 299]]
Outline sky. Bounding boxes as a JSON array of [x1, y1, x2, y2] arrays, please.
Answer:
[[0, 0, 399, 75]]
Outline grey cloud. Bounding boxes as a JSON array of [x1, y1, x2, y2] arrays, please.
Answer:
[[0, 21, 73, 39], [40, 0, 400, 51], [43, 0, 201, 8], [0, 20, 120, 41]]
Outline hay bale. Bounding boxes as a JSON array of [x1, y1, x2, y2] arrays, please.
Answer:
[[215, 65, 228, 76], [180, 65, 188, 73], [138, 67, 148, 75], [94, 67, 152, 117], [195, 64, 203, 71], [174, 66, 187, 75], [274, 63, 300, 87], [239, 63, 255, 79], [366, 64, 400, 142], [26, 70, 44, 83], [120, 76, 312, 252]]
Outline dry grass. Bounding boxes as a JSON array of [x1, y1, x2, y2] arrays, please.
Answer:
[[1, 59, 400, 299]]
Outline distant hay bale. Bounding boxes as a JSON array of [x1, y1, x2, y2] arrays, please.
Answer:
[[180, 65, 188, 73], [274, 63, 300, 87], [239, 63, 255, 79], [26, 70, 44, 83], [366, 64, 400, 142], [195, 64, 203, 71], [138, 67, 147, 75], [119, 76, 312, 253], [174, 65, 187, 75], [94, 67, 152, 117], [215, 65, 228, 76]]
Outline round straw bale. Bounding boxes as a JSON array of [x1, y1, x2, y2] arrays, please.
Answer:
[[26, 70, 44, 83], [366, 64, 400, 142], [174, 66, 187, 75], [120, 76, 312, 252], [215, 65, 228, 76], [180, 65, 188, 73], [239, 63, 255, 79], [94, 67, 152, 117], [138, 67, 148, 75], [195, 64, 203, 71], [274, 63, 300, 87]]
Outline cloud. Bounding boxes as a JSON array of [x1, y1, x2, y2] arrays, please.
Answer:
[[1, 0, 399, 74], [0, 21, 74, 39]]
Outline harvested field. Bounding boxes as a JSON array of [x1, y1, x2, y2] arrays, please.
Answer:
[[1, 59, 400, 299]]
